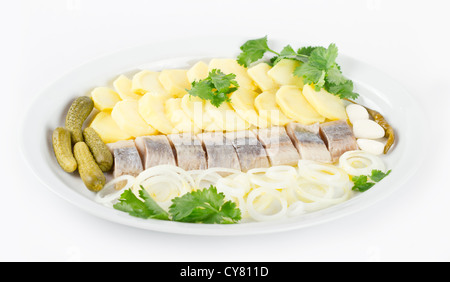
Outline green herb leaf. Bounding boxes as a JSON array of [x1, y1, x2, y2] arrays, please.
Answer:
[[113, 185, 241, 224], [351, 175, 376, 192], [187, 69, 238, 108], [113, 187, 169, 220], [297, 46, 318, 56], [370, 169, 392, 182], [308, 43, 339, 70], [237, 36, 276, 67], [237, 37, 359, 100], [351, 169, 392, 192], [169, 185, 241, 224]]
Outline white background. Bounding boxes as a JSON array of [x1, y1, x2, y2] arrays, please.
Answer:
[[2, 0, 449, 262]]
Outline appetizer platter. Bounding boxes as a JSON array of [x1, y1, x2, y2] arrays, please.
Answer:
[[19, 36, 425, 235]]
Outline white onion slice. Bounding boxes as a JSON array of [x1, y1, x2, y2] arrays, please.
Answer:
[[246, 188, 288, 222], [339, 150, 386, 176], [298, 160, 349, 186], [247, 166, 297, 189], [95, 175, 136, 207]]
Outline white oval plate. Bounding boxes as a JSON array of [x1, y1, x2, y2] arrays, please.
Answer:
[[19, 37, 427, 235]]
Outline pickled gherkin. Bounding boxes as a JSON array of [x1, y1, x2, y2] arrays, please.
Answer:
[[52, 127, 77, 173], [73, 142, 106, 192], [83, 127, 113, 172], [65, 96, 94, 143]]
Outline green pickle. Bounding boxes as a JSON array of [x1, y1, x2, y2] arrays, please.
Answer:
[[73, 142, 106, 192], [52, 127, 77, 173], [65, 96, 94, 144], [83, 127, 113, 172]]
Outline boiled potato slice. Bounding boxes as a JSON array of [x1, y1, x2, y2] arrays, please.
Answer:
[[91, 87, 121, 112], [165, 98, 201, 134], [255, 91, 292, 126], [138, 92, 174, 134], [187, 61, 209, 83], [208, 58, 256, 90], [276, 85, 325, 124], [247, 62, 278, 92], [89, 111, 132, 144], [159, 69, 191, 98], [230, 88, 268, 128], [302, 84, 347, 121], [205, 101, 250, 132], [113, 75, 142, 100], [180, 94, 216, 130], [111, 100, 157, 137], [131, 70, 169, 97], [268, 59, 304, 88]]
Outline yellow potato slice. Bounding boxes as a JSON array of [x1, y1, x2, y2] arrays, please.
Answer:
[[230, 88, 268, 128], [89, 111, 132, 144], [131, 70, 169, 97], [268, 59, 304, 88], [302, 84, 347, 120], [208, 58, 256, 90], [276, 85, 325, 124], [138, 92, 174, 134], [111, 100, 157, 137], [165, 98, 201, 134], [158, 69, 191, 98], [187, 61, 209, 83], [113, 75, 142, 100], [254, 91, 292, 126], [91, 87, 121, 112], [247, 62, 279, 92], [180, 94, 216, 130], [205, 101, 250, 132]]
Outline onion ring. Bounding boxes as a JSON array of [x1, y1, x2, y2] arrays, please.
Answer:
[[338, 150, 386, 176]]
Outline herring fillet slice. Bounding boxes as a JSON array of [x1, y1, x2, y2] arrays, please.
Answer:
[[167, 133, 207, 171], [286, 122, 332, 163], [319, 120, 358, 162], [256, 126, 300, 166], [225, 130, 270, 172], [106, 140, 143, 189], [197, 132, 241, 171], [135, 135, 176, 169]]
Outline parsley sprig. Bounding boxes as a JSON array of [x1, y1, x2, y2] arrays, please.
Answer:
[[113, 185, 242, 224], [237, 36, 359, 100], [187, 69, 239, 108], [351, 169, 392, 192]]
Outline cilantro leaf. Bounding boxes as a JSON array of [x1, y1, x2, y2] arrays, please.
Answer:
[[297, 46, 318, 56], [138, 188, 170, 220], [113, 187, 169, 220], [351, 169, 392, 192], [294, 63, 324, 85], [114, 185, 241, 224], [370, 169, 392, 182], [324, 80, 359, 100], [187, 69, 238, 108], [237, 36, 276, 67], [209, 69, 239, 93], [308, 43, 339, 70], [351, 175, 376, 192], [237, 37, 359, 100], [169, 186, 241, 224]]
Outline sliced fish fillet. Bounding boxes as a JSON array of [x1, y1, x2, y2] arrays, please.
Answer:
[[319, 120, 358, 162], [286, 122, 332, 163], [135, 135, 176, 169], [225, 130, 270, 172], [197, 131, 241, 171], [167, 133, 207, 171], [107, 140, 143, 179], [256, 126, 300, 166]]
